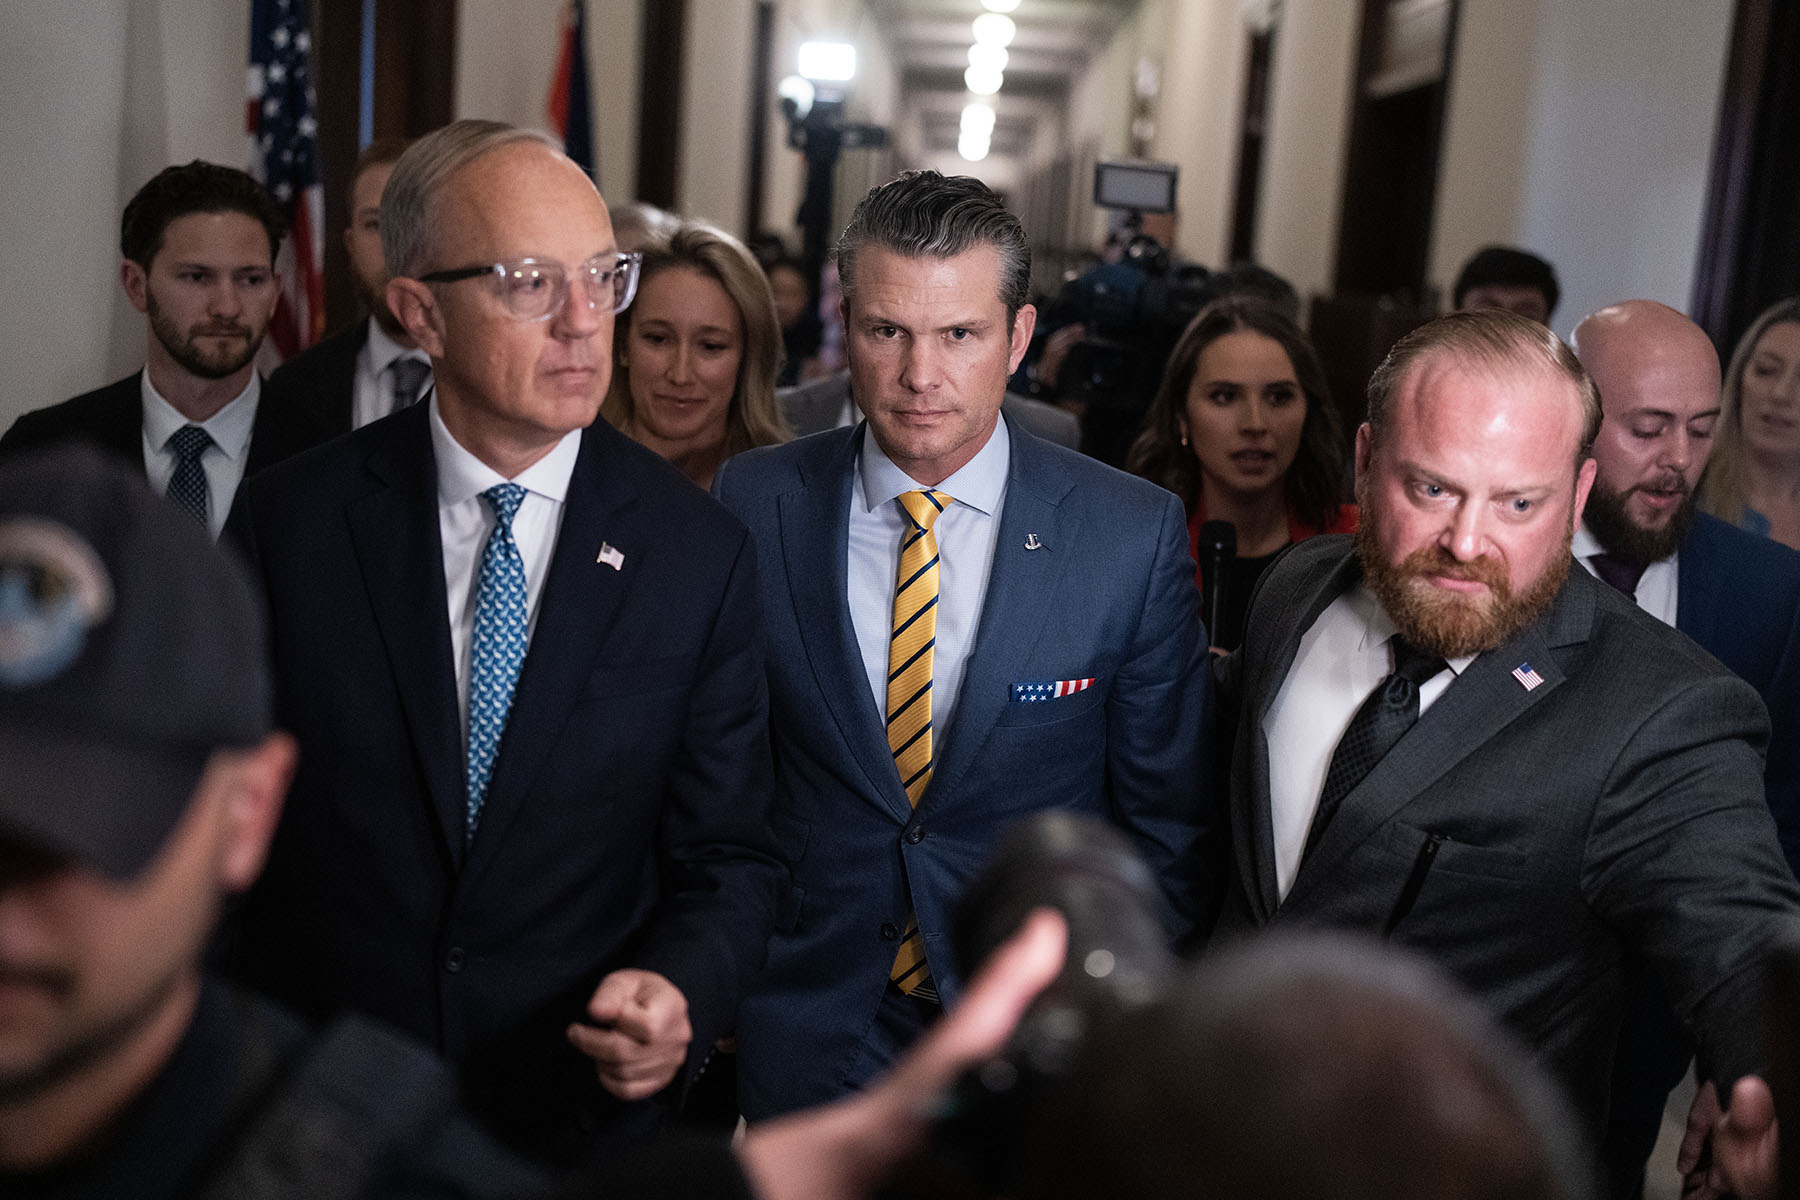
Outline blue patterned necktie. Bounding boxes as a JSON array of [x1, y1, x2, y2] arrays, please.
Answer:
[[164, 425, 214, 526], [466, 482, 529, 837]]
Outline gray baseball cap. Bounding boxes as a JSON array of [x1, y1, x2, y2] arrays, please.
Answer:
[[0, 445, 271, 877]]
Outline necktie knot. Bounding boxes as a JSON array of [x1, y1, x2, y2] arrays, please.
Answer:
[[166, 424, 214, 463], [389, 357, 431, 411], [1589, 552, 1648, 599], [897, 490, 954, 534], [483, 482, 527, 527], [1390, 636, 1446, 687]]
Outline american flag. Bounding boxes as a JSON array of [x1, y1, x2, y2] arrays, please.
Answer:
[[1011, 677, 1097, 703], [1511, 662, 1545, 691], [546, 0, 596, 178], [247, 0, 324, 363]]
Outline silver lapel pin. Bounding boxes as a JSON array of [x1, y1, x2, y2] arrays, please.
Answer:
[[1024, 533, 1043, 551]]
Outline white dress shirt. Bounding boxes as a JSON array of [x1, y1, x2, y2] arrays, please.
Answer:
[[1572, 525, 1679, 627], [1263, 583, 1473, 900], [430, 397, 581, 743], [848, 419, 1010, 738], [139, 369, 259, 539], [353, 317, 433, 429]]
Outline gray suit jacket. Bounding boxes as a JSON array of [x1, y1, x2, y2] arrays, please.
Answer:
[[1213, 535, 1800, 1128], [778, 370, 1082, 450]]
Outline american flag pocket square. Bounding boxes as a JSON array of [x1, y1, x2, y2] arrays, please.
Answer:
[[1012, 677, 1096, 702]]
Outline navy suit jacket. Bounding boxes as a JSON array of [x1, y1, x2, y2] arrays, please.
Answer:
[[224, 406, 784, 1162], [1676, 511, 1800, 869], [715, 417, 1214, 1118], [0, 372, 334, 485], [261, 318, 367, 438]]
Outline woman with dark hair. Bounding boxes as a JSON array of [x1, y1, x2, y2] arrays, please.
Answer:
[[602, 221, 791, 489], [1700, 296, 1800, 549], [1128, 296, 1355, 649]]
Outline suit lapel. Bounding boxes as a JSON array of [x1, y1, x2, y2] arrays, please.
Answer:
[[926, 425, 1075, 807], [462, 423, 643, 884], [344, 406, 468, 864], [1238, 541, 1360, 922], [94, 376, 149, 474], [779, 428, 913, 821], [1675, 519, 1718, 648], [1284, 566, 1591, 906]]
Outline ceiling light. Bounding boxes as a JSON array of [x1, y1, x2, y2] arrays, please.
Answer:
[[964, 66, 1003, 95], [798, 41, 856, 82], [959, 131, 991, 162], [972, 13, 1016, 46], [967, 43, 1008, 73], [961, 102, 996, 133]]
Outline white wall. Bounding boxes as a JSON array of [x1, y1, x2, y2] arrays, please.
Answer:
[[1253, 0, 1360, 305], [0, 0, 249, 430], [1144, 0, 1245, 268], [1430, 0, 1733, 333]]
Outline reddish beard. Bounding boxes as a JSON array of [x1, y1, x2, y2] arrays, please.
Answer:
[[1355, 519, 1572, 659]]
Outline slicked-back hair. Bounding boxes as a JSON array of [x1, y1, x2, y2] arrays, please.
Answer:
[[1126, 296, 1347, 530], [604, 220, 792, 455], [836, 170, 1030, 323], [380, 120, 562, 279], [119, 160, 285, 269], [1366, 309, 1601, 466], [1701, 295, 1800, 527]]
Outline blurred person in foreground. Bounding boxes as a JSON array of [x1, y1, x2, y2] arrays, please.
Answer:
[[0, 446, 533, 1198], [1700, 297, 1800, 549], [601, 221, 790, 490], [1128, 296, 1355, 650], [1211, 309, 1796, 1199]]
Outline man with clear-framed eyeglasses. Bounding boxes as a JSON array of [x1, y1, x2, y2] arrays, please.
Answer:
[[222, 119, 784, 1167]]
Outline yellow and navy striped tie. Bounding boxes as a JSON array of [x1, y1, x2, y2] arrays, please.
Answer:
[[888, 489, 952, 998]]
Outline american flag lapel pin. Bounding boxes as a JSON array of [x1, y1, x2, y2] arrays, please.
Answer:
[[1511, 661, 1544, 691], [596, 542, 625, 571]]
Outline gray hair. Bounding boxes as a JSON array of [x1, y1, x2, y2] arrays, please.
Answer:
[[836, 170, 1031, 321], [380, 120, 562, 278], [1366, 308, 1602, 464]]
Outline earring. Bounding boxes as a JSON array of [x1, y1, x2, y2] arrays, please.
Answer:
[[1179, 430, 1189, 447], [618, 352, 629, 368]]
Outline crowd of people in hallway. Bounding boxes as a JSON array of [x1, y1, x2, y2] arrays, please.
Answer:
[[3, 114, 1800, 1200]]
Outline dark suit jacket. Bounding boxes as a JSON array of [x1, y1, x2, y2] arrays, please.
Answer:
[[224, 406, 784, 1162], [778, 370, 1083, 450], [1677, 511, 1800, 868], [261, 318, 367, 438], [1213, 535, 1800, 1129], [0, 372, 335, 485], [716, 416, 1214, 1118]]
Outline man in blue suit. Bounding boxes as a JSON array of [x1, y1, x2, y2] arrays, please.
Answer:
[[716, 171, 1214, 1119], [1573, 300, 1800, 1198]]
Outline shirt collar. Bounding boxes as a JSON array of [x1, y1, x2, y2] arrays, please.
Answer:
[[428, 394, 582, 507], [855, 414, 1010, 517], [140, 369, 260, 462], [365, 317, 427, 376], [1346, 580, 1476, 677]]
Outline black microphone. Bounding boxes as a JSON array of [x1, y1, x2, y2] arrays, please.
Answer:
[[1197, 520, 1236, 646]]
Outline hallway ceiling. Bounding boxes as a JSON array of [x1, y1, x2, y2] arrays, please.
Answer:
[[866, 0, 1141, 156]]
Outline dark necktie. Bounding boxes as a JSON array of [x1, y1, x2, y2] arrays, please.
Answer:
[[164, 425, 214, 526], [1589, 552, 1647, 600], [389, 357, 431, 414], [1305, 636, 1446, 857]]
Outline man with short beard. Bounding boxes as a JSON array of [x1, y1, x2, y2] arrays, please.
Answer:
[[1571, 300, 1800, 1200], [264, 137, 432, 435], [0, 161, 333, 538], [1211, 309, 1799, 1197]]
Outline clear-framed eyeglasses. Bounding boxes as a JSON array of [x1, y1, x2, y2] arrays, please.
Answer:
[[419, 251, 641, 321]]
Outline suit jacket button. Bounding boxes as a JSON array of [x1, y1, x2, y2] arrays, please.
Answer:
[[880, 922, 900, 941], [905, 826, 924, 844], [443, 947, 466, 973]]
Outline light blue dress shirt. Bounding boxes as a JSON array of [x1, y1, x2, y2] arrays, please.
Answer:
[[847, 419, 1010, 739]]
